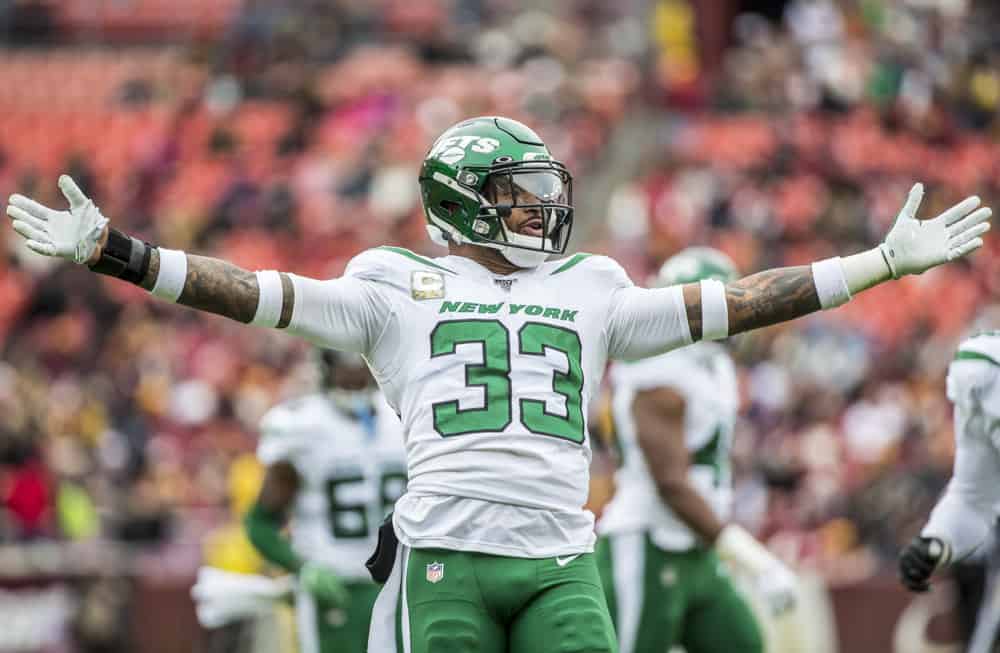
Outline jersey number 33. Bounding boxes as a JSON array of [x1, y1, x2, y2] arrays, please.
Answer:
[[430, 319, 585, 443]]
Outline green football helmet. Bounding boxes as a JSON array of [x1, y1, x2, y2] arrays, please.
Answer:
[[419, 116, 573, 268], [655, 247, 739, 287]]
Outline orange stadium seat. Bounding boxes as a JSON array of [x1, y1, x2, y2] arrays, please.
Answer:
[[56, 0, 244, 39]]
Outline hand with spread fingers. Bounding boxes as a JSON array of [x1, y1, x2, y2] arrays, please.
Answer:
[[6, 175, 108, 264], [880, 183, 991, 278]]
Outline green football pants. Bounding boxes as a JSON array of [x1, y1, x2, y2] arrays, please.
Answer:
[[368, 545, 619, 652], [596, 532, 763, 653], [297, 580, 381, 653]]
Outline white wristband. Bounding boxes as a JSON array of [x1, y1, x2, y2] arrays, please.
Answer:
[[252, 270, 284, 327], [811, 257, 852, 309], [151, 248, 188, 302], [840, 247, 893, 295], [700, 279, 728, 340]]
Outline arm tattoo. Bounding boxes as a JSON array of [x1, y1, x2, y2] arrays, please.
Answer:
[[179, 255, 260, 323], [726, 266, 820, 335], [682, 266, 820, 340], [140, 249, 295, 326]]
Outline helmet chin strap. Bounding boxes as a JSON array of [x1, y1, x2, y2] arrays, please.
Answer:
[[501, 245, 549, 268], [497, 212, 553, 268]]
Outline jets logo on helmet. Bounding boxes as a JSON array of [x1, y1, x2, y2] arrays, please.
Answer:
[[419, 116, 574, 268], [429, 135, 501, 165]]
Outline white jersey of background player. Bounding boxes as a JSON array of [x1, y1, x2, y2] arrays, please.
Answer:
[[598, 248, 796, 653], [247, 349, 406, 653], [257, 352, 407, 580], [602, 336, 739, 546], [601, 310, 738, 550], [900, 332, 1000, 592]]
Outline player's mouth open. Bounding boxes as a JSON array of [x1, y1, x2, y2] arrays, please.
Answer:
[[517, 217, 545, 238]]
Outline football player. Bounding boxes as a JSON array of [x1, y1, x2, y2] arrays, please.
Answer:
[[596, 247, 795, 653], [6, 116, 991, 652], [899, 332, 1000, 650], [244, 349, 406, 653]]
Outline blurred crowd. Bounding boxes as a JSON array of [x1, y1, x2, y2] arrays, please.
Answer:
[[0, 0, 999, 589]]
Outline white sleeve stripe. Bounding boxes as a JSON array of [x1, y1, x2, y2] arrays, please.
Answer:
[[672, 285, 693, 345], [700, 279, 728, 341], [151, 248, 188, 302], [812, 257, 852, 309], [251, 270, 284, 328]]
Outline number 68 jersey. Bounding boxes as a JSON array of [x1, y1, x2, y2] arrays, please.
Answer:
[[281, 247, 692, 558], [257, 393, 407, 580]]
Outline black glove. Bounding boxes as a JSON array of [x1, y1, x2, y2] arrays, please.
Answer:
[[898, 536, 950, 592]]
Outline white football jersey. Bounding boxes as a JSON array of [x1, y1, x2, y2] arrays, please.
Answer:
[[598, 341, 738, 551], [945, 332, 1000, 452], [923, 332, 1000, 555], [257, 393, 407, 580], [280, 247, 692, 557]]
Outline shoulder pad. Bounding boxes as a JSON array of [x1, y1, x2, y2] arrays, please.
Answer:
[[547, 253, 632, 290], [956, 333, 1000, 364], [345, 247, 456, 290], [948, 335, 1000, 407]]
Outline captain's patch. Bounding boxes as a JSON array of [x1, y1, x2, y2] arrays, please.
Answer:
[[412, 270, 445, 300]]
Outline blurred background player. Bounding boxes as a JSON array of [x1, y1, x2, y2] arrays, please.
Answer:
[[899, 331, 1000, 652], [244, 349, 407, 653], [597, 247, 797, 653]]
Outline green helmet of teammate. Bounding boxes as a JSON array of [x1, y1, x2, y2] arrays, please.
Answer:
[[419, 116, 573, 268], [655, 247, 739, 287]]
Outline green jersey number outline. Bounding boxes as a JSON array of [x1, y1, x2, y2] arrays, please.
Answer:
[[430, 319, 585, 443]]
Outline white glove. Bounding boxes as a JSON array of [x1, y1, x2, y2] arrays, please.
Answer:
[[190, 566, 294, 628], [6, 175, 108, 264], [716, 525, 798, 616], [880, 183, 991, 278], [755, 559, 798, 617]]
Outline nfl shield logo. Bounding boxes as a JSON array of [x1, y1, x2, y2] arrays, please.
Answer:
[[494, 278, 515, 292], [426, 562, 444, 584]]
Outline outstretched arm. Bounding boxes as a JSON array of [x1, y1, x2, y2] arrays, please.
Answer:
[[134, 248, 294, 326], [682, 267, 819, 341], [607, 184, 991, 359], [683, 184, 990, 341], [6, 176, 388, 354], [6, 175, 297, 326]]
